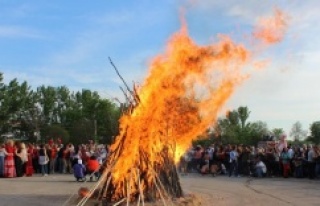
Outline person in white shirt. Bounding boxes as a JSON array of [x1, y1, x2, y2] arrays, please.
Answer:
[[255, 157, 267, 177], [229, 145, 239, 177], [288, 145, 294, 159]]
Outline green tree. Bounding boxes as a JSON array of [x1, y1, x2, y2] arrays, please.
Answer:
[[272, 128, 285, 140], [0, 72, 122, 144], [0, 73, 6, 132], [1, 78, 31, 134], [238, 106, 250, 129], [41, 124, 70, 144], [290, 121, 307, 141], [215, 106, 268, 145], [309, 121, 320, 145], [248, 121, 269, 145], [36, 85, 57, 124], [69, 119, 94, 145]]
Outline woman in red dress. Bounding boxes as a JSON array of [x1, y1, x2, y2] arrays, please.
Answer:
[[26, 144, 34, 176], [4, 140, 16, 178]]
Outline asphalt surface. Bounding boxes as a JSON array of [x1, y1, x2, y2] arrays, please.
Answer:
[[0, 173, 319, 206]]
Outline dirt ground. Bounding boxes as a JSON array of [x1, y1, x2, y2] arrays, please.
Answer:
[[0, 173, 319, 206]]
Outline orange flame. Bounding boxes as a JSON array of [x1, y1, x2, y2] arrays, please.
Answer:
[[107, 9, 288, 200]]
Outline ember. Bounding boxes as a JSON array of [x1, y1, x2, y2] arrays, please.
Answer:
[[78, 9, 288, 206]]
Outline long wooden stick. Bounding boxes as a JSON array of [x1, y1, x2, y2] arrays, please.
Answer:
[[137, 168, 145, 206], [109, 57, 135, 99], [119, 86, 131, 104], [137, 194, 141, 206], [113, 198, 126, 206], [78, 167, 112, 206], [127, 169, 133, 206], [153, 176, 167, 206]]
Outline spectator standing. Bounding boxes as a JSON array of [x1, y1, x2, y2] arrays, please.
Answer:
[[4, 140, 16, 178], [0, 143, 7, 177], [287, 145, 295, 176], [237, 145, 244, 175], [293, 147, 304, 178], [272, 148, 280, 177], [49, 144, 58, 174], [302, 145, 310, 177], [32, 144, 39, 173], [192, 145, 203, 172], [15, 142, 28, 177], [57, 145, 66, 173], [63, 144, 73, 174], [38, 144, 49, 176], [281, 147, 290, 178], [265, 148, 275, 177], [229, 145, 239, 177], [100, 144, 108, 162], [315, 146, 320, 178], [45, 145, 52, 174], [241, 146, 250, 176], [307, 145, 316, 179], [26, 144, 34, 176]]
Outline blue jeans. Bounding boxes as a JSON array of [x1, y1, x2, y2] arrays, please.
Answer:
[[229, 160, 238, 177], [0, 156, 4, 177], [255, 167, 265, 177], [58, 158, 64, 173], [295, 165, 303, 178], [41, 164, 48, 175]]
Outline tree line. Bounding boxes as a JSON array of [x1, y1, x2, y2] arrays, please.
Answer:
[[0, 72, 121, 144], [198, 106, 320, 146], [1, 72, 320, 146]]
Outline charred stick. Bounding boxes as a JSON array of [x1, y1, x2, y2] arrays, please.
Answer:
[[119, 86, 132, 104], [109, 57, 136, 101]]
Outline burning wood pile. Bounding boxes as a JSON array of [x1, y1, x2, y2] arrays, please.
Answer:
[[76, 9, 288, 206]]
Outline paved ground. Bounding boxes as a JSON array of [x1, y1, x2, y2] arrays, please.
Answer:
[[0, 174, 319, 206], [0, 174, 95, 206], [181, 174, 320, 206]]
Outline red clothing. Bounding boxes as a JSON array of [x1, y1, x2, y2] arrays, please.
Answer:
[[4, 145, 16, 178], [86, 159, 99, 172], [81, 149, 89, 164], [33, 148, 39, 158], [51, 147, 57, 160], [63, 149, 70, 159], [283, 163, 290, 178], [48, 139, 54, 146], [26, 148, 34, 176]]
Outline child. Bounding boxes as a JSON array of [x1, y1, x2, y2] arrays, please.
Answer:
[[73, 159, 86, 182], [86, 155, 100, 181]]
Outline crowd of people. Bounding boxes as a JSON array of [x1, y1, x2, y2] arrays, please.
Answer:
[[1, 134, 320, 182], [0, 139, 109, 181], [179, 135, 320, 179]]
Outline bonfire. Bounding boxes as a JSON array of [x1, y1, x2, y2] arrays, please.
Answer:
[[77, 9, 288, 206]]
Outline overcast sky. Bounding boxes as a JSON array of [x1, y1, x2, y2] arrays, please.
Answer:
[[0, 0, 319, 137]]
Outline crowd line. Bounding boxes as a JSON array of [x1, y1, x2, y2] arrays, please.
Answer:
[[179, 140, 320, 179], [1, 135, 320, 182], [0, 139, 109, 181]]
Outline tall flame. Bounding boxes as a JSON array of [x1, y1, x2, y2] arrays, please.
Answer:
[[105, 9, 288, 201]]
